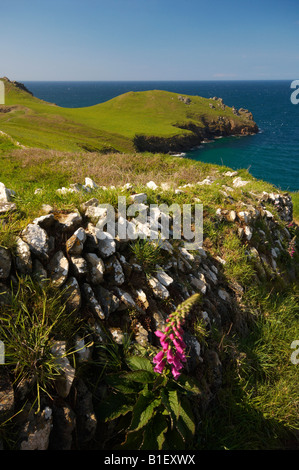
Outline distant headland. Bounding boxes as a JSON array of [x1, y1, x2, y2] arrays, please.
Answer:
[[0, 77, 258, 154]]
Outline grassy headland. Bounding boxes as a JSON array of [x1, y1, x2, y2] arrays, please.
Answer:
[[0, 77, 258, 154]]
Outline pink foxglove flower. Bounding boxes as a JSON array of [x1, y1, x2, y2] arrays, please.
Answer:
[[152, 294, 201, 380], [288, 236, 296, 258]]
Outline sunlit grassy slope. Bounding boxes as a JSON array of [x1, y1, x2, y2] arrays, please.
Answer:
[[0, 78, 256, 154]]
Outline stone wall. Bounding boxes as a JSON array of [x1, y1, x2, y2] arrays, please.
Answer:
[[0, 177, 296, 449]]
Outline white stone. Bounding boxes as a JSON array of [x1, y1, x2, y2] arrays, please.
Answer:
[[202, 311, 211, 324], [179, 247, 195, 262], [85, 177, 98, 189], [135, 288, 149, 309], [51, 341, 75, 398], [109, 328, 126, 344], [203, 266, 217, 284], [122, 182, 133, 190], [197, 248, 207, 258], [160, 182, 171, 191], [85, 205, 107, 224], [244, 225, 253, 241], [33, 213, 55, 229], [63, 277, 81, 314], [15, 237, 32, 274], [56, 212, 82, 232], [114, 288, 137, 308], [238, 211, 249, 223], [233, 177, 249, 188], [218, 289, 230, 301], [20, 408, 53, 451], [155, 267, 174, 287], [264, 210, 274, 219], [48, 251, 69, 287], [0, 182, 12, 202], [56, 186, 76, 195], [75, 337, 92, 362], [66, 228, 86, 255], [157, 239, 173, 253], [130, 193, 147, 204], [146, 181, 158, 190], [148, 276, 170, 299], [197, 178, 212, 186], [96, 231, 116, 258], [228, 210, 237, 222], [190, 274, 207, 294], [85, 253, 105, 284], [83, 283, 105, 320], [0, 201, 16, 214], [71, 256, 89, 277], [22, 224, 49, 260], [105, 256, 125, 286]]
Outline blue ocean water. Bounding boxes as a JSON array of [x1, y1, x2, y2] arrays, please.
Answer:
[[24, 80, 299, 192]]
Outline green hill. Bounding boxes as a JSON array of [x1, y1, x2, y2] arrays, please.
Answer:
[[0, 77, 258, 154]]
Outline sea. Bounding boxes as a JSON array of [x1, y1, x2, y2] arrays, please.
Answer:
[[23, 80, 299, 192]]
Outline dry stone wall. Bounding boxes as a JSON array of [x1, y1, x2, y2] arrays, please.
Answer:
[[0, 177, 296, 449]]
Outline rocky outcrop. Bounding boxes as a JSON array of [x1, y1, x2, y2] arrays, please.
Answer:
[[134, 99, 258, 153], [2, 77, 33, 96], [0, 178, 297, 450]]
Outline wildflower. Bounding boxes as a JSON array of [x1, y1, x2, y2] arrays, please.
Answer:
[[153, 350, 165, 364], [153, 358, 166, 374], [152, 293, 201, 380], [288, 236, 296, 258], [171, 367, 181, 380]]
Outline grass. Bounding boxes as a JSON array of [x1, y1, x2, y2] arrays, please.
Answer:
[[130, 239, 166, 275], [292, 192, 299, 223], [220, 228, 255, 286], [196, 285, 299, 450], [0, 276, 81, 413], [0, 145, 238, 221]]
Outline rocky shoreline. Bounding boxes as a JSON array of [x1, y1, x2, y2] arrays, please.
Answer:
[[134, 99, 259, 154]]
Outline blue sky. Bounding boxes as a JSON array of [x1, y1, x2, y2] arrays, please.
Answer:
[[1, 0, 299, 80]]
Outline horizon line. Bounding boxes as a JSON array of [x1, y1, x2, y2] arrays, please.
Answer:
[[18, 78, 297, 82]]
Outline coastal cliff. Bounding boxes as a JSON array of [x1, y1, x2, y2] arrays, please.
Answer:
[[134, 96, 258, 153]]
